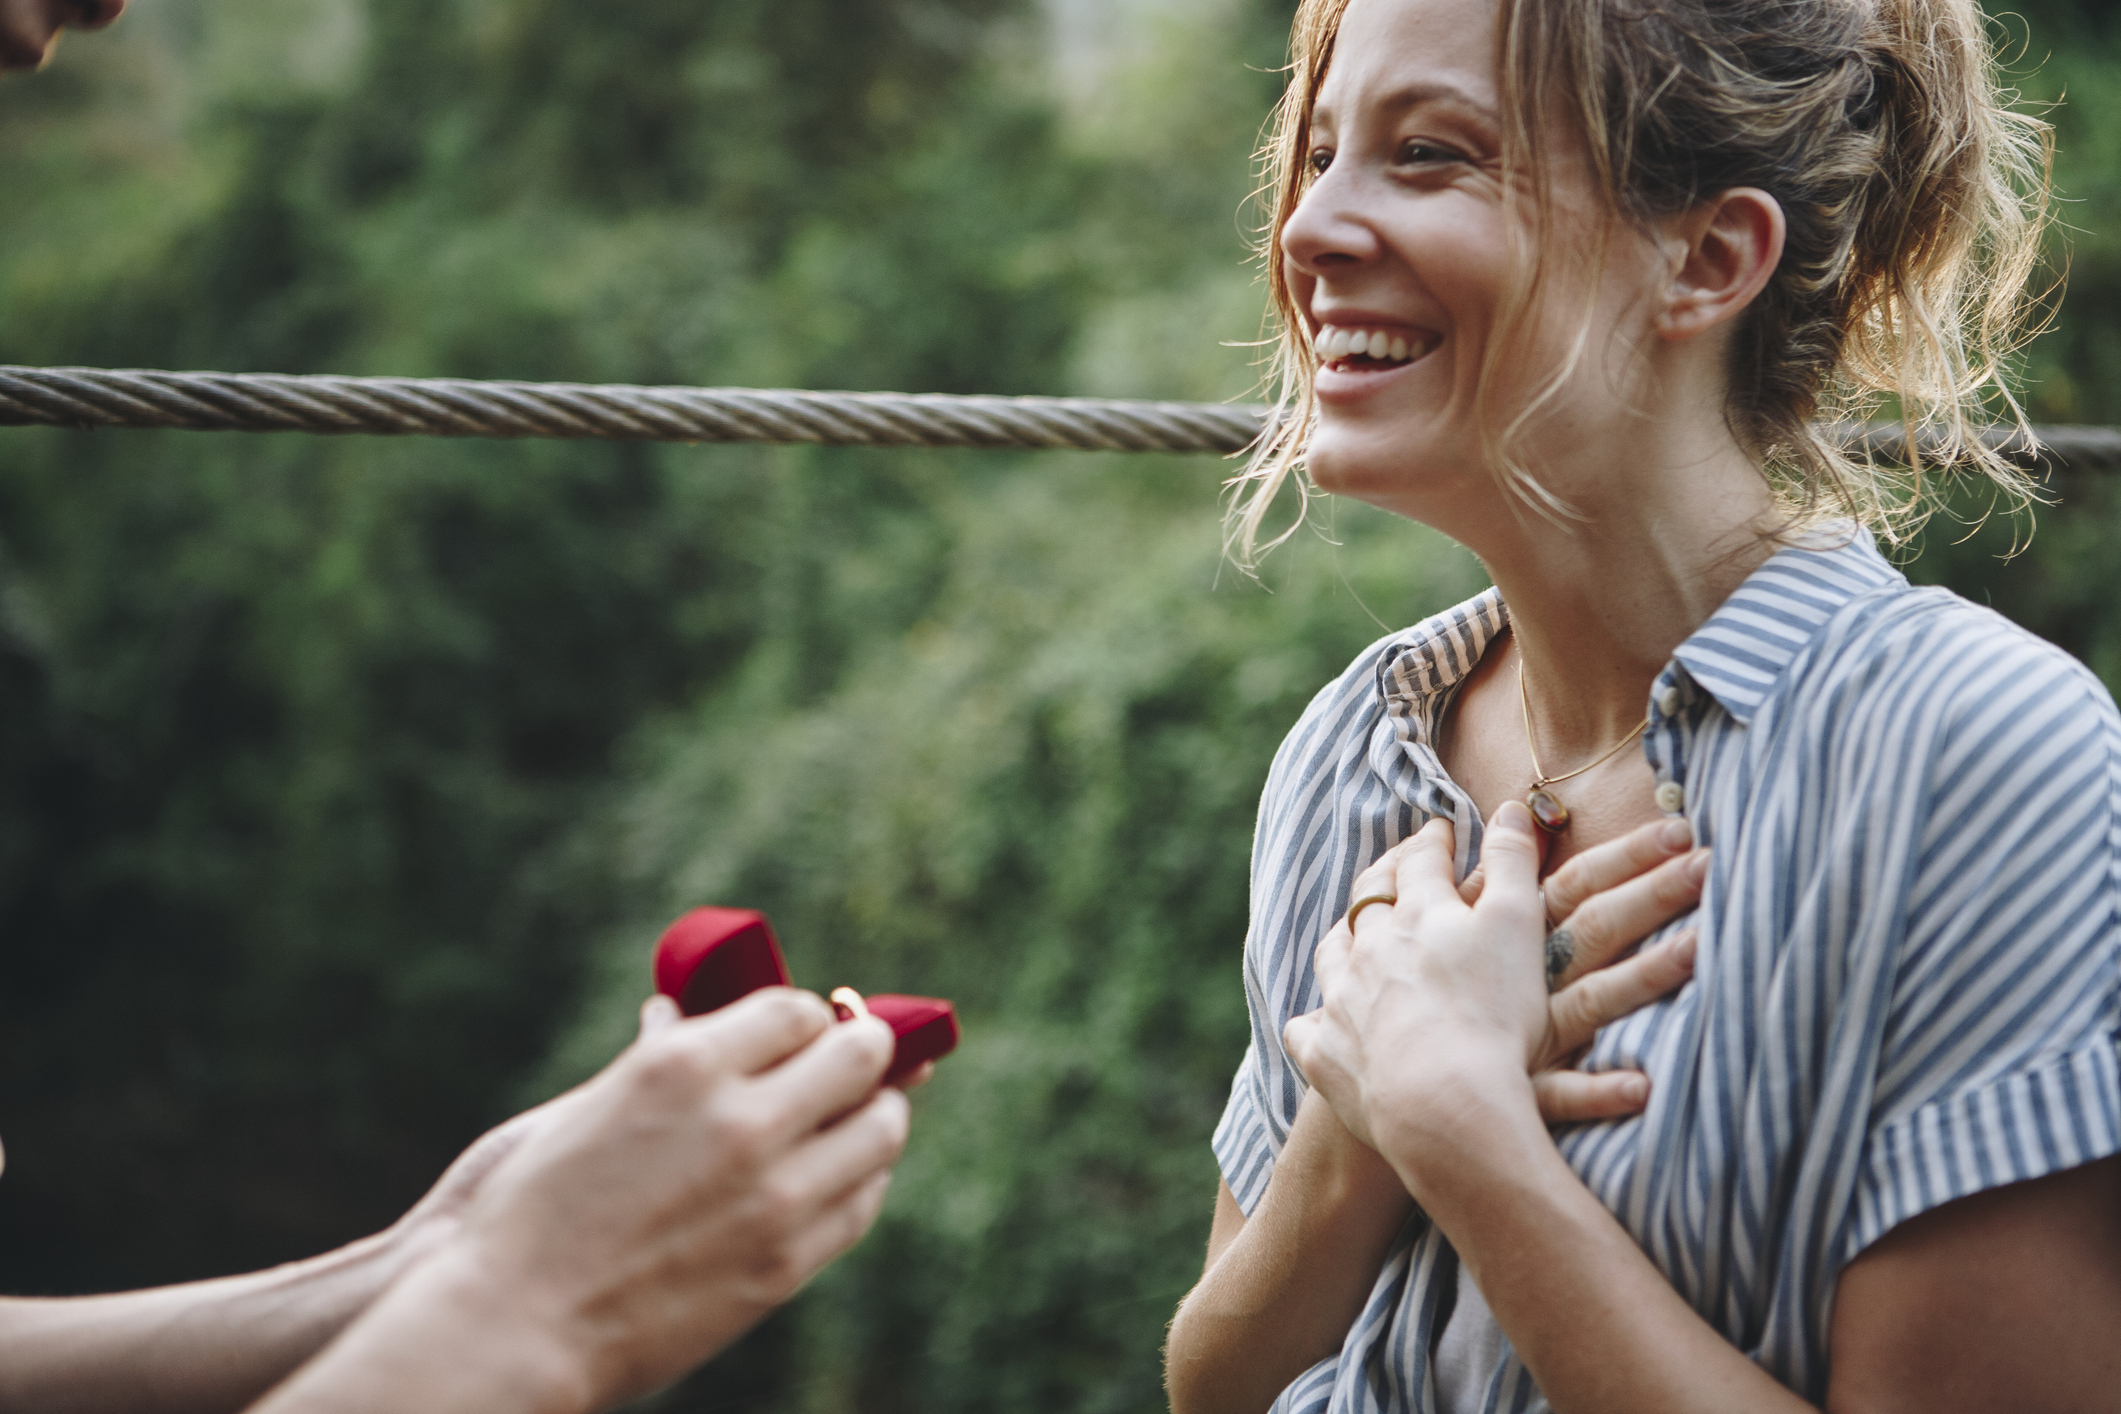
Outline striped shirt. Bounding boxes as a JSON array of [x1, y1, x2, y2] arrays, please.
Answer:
[[1211, 531, 2121, 1413]]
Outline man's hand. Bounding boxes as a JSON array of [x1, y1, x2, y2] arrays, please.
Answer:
[[0, 0, 125, 73], [250, 987, 911, 1414]]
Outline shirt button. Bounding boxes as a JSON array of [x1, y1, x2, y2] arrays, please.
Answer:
[[1655, 780, 1686, 813], [1657, 685, 1682, 715]]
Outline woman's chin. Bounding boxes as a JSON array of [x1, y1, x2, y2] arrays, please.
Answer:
[[1305, 427, 1470, 507]]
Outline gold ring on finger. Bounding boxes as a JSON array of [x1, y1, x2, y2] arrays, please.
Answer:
[[1345, 892, 1399, 931]]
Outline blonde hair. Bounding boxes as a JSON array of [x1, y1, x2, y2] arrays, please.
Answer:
[[1226, 0, 2055, 568]]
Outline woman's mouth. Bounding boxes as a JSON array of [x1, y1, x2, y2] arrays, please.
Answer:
[[1312, 324, 1439, 373]]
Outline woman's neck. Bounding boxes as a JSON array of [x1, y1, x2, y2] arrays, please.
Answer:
[[1453, 420, 1778, 762]]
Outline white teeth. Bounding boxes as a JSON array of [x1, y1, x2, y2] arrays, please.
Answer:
[[1315, 325, 1430, 366]]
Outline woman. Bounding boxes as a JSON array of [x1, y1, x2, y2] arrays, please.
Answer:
[[1165, 0, 2121, 1411]]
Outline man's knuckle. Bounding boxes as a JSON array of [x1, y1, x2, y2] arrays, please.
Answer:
[[632, 1039, 710, 1095], [755, 1173, 807, 1230], [711, 1102, 776, 1164]]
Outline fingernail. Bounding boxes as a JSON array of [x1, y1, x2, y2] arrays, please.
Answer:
[[1625, 1076, 1650, 1104], [639, 994, 681, 1033], [1674, 931, 1698, 967], [1685, 848, 1710, 884], [1495, 799, 1534, 835], [1659, 818, 1693, 851]]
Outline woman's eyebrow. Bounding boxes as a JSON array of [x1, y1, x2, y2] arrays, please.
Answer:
[[1313, 79, 1497, 134], [1375, 79, 1498, 123]]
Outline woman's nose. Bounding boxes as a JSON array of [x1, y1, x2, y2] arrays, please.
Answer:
[[1280, 168, 1381, 277]]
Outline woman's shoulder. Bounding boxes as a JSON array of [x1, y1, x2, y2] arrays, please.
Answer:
[[1782, 582, 2121, 819], [1821, 582, 2118, 735]]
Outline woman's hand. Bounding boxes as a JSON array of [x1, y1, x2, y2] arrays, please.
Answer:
[[1318, 810, 1705, 1129], [1287, 801, 1699, 1157]]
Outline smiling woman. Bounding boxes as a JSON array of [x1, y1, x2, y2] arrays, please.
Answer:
[[1226, 0, 2048, 569], [1166, 2, 2120, 1414]]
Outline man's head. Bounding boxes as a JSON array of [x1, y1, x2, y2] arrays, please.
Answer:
[[1, 0, 125, 73]]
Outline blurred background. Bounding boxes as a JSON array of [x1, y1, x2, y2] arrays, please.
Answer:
[[1, 1, 2117, 1409]]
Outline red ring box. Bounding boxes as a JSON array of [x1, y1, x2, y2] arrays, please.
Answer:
[[834, 992, 961, 1086], [654, 908, 792, 1013], [652, 908, 958, 1085]]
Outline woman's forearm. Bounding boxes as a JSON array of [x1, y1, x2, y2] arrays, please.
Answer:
[[1167, 1092, 1413, 1414], [1386, 1070, 1813, 1414], [0, 1228, 421, 1414]]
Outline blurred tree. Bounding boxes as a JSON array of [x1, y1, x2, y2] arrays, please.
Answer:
[[2, 0, 2118, 1411], [0, 0, 1105, 1298]]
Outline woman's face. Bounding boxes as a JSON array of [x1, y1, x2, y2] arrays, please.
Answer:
[[1283, 0, 1658, 529]]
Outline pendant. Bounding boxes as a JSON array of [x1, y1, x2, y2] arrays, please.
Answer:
[[1525, 786, 1570, 833]]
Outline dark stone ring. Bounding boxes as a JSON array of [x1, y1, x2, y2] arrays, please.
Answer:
[[1544, 926, 1576, 990]]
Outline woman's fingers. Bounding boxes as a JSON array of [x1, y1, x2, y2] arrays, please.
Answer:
[[1384, 816, 1461, 915], [1457, 800, 1540, 922], [1532, 1068, 1652, 1123], [1547, 929, 1697, 1057], [1346, 826, 1435, 925], [1541, 816, 1694, 924], [1549, 848, 1708, 988]]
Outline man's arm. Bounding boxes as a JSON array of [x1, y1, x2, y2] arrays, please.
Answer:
[[0, 1235, 422, 1414], [0, 1032, 602, 1414]]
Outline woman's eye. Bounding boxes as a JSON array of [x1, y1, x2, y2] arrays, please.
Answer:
[[1306, 147, 1334, 176], [1394, 140, 1461, 166]]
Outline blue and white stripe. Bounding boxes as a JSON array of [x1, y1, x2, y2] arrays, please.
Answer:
[[1210, 530, 2121, 1412]]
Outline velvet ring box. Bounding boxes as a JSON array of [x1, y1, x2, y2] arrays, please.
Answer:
[[653, 906, 959, 1086]]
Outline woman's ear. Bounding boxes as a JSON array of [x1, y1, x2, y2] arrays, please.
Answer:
[[1656, 187, 1785, 342]]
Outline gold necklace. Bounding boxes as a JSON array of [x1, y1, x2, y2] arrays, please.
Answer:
[[1517, 661, 1649, 834]]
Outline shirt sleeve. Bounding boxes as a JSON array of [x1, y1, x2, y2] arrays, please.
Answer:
[[1848, 622, 2121, 1260], [1211, 630, 1418, 1218]]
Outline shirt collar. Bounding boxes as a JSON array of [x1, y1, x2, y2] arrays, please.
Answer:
[[1670, 528, 1905, 724], [1379, 587, 1509, 707]]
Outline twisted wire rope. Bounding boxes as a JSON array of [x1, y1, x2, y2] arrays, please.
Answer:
[[4, 365, 2119, 469]]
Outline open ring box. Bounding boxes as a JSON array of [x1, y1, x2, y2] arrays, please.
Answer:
[[653, 907, 960, 1085]]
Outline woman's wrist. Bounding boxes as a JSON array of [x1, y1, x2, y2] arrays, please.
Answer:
[[1368, 1053, 1547, 1218]]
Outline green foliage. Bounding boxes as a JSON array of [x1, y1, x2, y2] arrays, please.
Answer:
[[3, 1, 2121, 1410], [566, 478, 1482, 1412]]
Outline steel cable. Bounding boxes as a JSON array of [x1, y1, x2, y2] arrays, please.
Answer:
[[4, 365, 2118, 469]]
